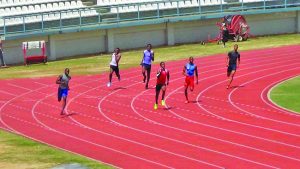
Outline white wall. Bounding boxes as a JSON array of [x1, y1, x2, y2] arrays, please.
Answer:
[[113, 24, 167, 50], [246, 12, 297, 35], [173, 19, 219, 44], [297, 11, 300, 33], [49, 30, 106, 60], [2, 11, 300, 65]]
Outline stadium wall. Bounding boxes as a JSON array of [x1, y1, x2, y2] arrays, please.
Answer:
[[2, 11, 300, 64]]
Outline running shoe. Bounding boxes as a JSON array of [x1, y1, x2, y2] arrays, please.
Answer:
[[154, 104, 158, 110]]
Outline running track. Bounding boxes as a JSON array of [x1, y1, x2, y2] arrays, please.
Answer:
[[1, 45, 300, 169]]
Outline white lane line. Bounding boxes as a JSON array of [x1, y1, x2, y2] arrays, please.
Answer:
[[196, 64, 300, 137], [0, 114, 121, 169], [228, 71, 300, 127], [0, 90, 17, 96], [0, 64, 152, 169]]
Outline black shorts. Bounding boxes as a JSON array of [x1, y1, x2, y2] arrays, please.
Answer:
[[227, 64, 237, 73], [110, 65, 119, 74], [156, 84, 166, 91], [142, 63, 151, 71], [222, 37, 228, 43]]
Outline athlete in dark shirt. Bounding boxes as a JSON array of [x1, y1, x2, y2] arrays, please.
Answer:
[[0, 39, 7, 67], [226, 44, 240, 89], [222, 23, 229, 48]]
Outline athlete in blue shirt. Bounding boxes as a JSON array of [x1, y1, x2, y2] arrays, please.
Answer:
[[183, 57, 198, 103], [141, 44, 154, 89]]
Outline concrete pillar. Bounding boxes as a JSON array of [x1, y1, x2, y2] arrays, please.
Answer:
[[166, 22, 175, 46], [48, 35, 57, 61], [106, 29, 114, 52], [297, 11, 300, 33]]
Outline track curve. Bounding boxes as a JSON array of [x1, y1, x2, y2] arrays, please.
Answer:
[[1, 45, 300, 168]]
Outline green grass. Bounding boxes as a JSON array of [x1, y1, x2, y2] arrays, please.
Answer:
[[1, 34, 299, 79], [0, 33, 300, 169], [270, 76, 300, 113], [0, 130, 113, 169]]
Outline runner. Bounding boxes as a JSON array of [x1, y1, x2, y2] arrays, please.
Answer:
[[226, 44, 240, 89], [222, 23, 229, 48], [56, 68, 71, 115], [141, 44, 154, 89], [0, 39, 7, 67], [107, 48, 121, 87], [154, 62, 170, 110], [183, 57, 198, 103]]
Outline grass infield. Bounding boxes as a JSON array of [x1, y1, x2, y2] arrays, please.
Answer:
[[270, 76, 300, 113]]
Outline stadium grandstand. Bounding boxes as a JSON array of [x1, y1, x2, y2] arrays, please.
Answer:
[[0, 0, 300, 64]]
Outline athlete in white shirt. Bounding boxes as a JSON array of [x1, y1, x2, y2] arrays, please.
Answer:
[[107, 48, 122, 87]]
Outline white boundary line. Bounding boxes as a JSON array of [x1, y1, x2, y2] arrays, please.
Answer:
[[99, 56, 300, 167], [0, 78, 126, 169], [195, 64, 300, 137], [228, 70, 300, 127], [1, 46, 298, 169], [266, 75, 300, 115], [1, 57, 200, 169], [0, 120, 121, 169]]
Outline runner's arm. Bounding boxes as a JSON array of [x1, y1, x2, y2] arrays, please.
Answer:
[[183, 66, 186, 76], [151, 51, 154, 61], [195, 66, 199, 84], [226, 52, 230, 67], [116, 54, 121, 65], [67, 76, 71, 90], [156, 69, 161, 78], [140, 52, 144, 65], [237, 53, 240, 67], [167, 71, 170, 85], [56, 75, 62, 84]]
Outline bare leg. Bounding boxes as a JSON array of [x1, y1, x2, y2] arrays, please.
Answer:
[[227, 70, 236, 89], [61, 97, 67, 115], [190, 86, 194, 92], [109, 68, 114, 83], [142, 66, 146, 83], [184, 86, 189, 103], [146, 68, 151, 89], [109, 73, 113, 83], [155, 89, 160, 104], [115, 68, 121, 81], [161, 86, 166, 101]]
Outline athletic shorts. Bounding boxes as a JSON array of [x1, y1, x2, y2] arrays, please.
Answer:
[[58, 87, 68, 101], [227, 64, 237, 73], [156, 84, 166, 91], [184, 76, 194, 88], [110, 65, 119, 74], [142, 63, 151, 70]]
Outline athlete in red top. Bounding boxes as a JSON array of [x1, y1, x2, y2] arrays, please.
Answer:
[[154, 62, 170, 110]]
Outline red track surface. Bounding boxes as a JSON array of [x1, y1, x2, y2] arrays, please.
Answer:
[[1, 45, 300, 169]]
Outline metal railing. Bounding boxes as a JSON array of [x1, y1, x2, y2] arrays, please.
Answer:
[[0, 0, 300, 38]]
